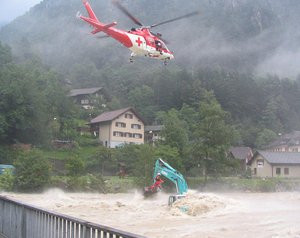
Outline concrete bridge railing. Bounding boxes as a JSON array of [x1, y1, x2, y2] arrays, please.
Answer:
[[0, 195, 147, 238]]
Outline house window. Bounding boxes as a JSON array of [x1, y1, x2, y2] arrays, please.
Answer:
[[257, 159, 264, 168], [125, 113, 133, 119], [284, 168, 289, 175], [253, 168, 257, 175], [276, 168, 281, 175], [115, 122, 126, 128], [131, 124, 141, 129], [124, 132, 132, 138], [113, 131, 123, 137], [133, 133, 143, 139], [81, 99, 89, 105]]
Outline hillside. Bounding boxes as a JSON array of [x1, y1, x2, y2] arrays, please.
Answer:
[[1, 0, 300, 82], [2, 0, 300, 148]]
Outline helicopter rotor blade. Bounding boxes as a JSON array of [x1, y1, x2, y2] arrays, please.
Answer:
[[150, 11, 199, 28], [112, 0, 144, 27]]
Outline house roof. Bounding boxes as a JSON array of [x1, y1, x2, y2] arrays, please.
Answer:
[[90, 107, 144, 124], [69, 87, 103, 97], [229, 147, 252, 160], [251, 150, 300, 165], [265, 131, 300, 148], [144, 125, 164, 132]]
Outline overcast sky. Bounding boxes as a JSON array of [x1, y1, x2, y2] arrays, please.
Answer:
[[0, 0, 42, 23]]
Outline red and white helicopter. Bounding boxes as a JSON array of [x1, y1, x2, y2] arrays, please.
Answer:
[[78, 0, 198, 64]]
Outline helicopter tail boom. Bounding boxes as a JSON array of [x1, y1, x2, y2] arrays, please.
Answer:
[[80, 15, 117, 34], [80, 0, 117, 34], [82, 0, 99, 22]]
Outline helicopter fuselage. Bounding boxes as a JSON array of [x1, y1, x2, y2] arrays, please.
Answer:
[[125, 28, 174, 60]]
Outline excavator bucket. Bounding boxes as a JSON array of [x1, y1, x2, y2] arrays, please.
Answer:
[[143, 186, 158, 198]]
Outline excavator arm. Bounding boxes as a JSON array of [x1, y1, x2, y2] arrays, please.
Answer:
[[144, 158, 188, 205], [153, 159, 188, 195]]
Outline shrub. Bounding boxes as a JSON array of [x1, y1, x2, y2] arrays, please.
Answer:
[[0, 170, 14, 191], [66, 156, 85, 176], [14, 150, 51, 192], [66, 174, 106, 192]]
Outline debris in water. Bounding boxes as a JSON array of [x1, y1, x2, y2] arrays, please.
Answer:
[[170, 193, 226, 216]]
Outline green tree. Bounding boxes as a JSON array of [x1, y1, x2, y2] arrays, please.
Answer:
[[132, 144, 156, 186], [0, 41, 12, 66], [112, 144, 138, 176], [156, 109, 188, 157], [191, 91, 234, 182], [260, 98, 283, 133], [128, 85, 157, 123], [155, 145, 182, 171], [0, 170, 14, 191], [0, 57, 75, 145], [86, 146, 112, 175], [255, 128, 277, 149], [66, 156, 85, 176]]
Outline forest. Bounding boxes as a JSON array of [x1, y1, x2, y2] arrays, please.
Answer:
[[2, 36, 300, 149], [1, 0, 300, 191]]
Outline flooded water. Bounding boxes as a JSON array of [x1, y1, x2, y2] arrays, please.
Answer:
[[1, 189, 300, 238]]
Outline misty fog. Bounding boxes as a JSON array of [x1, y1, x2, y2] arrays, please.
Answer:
[[1, 0, 300, 78]]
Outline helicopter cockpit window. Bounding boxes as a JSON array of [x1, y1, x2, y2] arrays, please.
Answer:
[[160, 41, 167, 49], [155, 40, 167, 50], [155, 40, 162, 48]]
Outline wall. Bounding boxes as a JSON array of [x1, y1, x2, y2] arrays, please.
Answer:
[[272, 165, 300, 177], [251, 154, 300, 178], [99, 122, 111, 147], [250, 154, 273, 177]]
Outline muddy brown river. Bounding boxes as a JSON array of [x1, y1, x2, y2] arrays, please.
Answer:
[[1, 189, 300, 238]]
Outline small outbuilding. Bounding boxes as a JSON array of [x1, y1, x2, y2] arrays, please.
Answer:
[[69, 87, 107, 109], [228, 146, 253, 170]]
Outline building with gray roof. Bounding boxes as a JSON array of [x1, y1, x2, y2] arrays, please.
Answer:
[[264, 131, 300, 152], [248, 150, 300, 178], [69, 87, 106, 109]]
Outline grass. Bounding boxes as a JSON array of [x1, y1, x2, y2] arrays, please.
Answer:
[[42, 146, 100, 161]]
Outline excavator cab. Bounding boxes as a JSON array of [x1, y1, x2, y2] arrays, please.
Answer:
[[168, 194, 186, 206]]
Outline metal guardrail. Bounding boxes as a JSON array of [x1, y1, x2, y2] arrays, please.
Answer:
[[0, 195, 147, 238]]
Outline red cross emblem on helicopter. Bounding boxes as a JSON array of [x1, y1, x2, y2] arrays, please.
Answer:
[[136, 37, 142, 46]]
